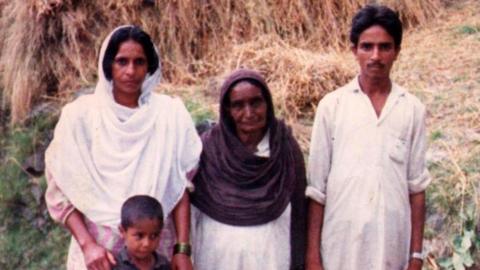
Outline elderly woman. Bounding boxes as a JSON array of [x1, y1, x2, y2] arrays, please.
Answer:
[[190, 69, 307, 270], [45, 25, 201, 270]]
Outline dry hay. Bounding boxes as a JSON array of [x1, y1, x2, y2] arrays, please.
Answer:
[[0, 0, 444, 123], [205, 36, 354, 120]]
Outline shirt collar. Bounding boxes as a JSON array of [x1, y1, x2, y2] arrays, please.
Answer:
[[348, 75, 406, 97], [151, 251, 164, 269], [119, 246, 164, 268], [118, 246, 131, 264]]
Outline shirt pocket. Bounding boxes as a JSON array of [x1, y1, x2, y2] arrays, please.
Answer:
[[389, 136, 408, 164]]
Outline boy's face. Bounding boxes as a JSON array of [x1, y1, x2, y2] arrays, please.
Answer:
[[120, 218, 162, 260]]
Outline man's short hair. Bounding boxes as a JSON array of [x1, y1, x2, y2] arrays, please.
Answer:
[[120, 195, 164, 229], [350, 5, 403, 48], [102, 25, 159, 80]]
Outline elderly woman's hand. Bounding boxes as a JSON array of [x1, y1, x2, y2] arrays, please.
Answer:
[[172, 253, 193, 270], [82, 241, 116, 270]]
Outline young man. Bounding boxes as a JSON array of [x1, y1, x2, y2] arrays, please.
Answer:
[[305, 5, 430, 270], [115, 195, 172, 270]]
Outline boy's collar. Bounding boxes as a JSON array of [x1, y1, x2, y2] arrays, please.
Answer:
[[119, 246, 163, 268]]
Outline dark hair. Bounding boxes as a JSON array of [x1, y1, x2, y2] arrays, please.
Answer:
[[350, 5, 403, 48], [102, 26, 159, 80], [120, 195, 164, 229]]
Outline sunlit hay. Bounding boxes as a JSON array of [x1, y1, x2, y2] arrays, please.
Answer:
[[211, 36, 355, 120], [0, 0, 96, 123], [384, 0, 444, 28], [0, 0, 444, 123]]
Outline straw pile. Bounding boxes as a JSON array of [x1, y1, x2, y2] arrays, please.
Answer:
[[0, 0, 444, 123], [204, 36, 354, 120]]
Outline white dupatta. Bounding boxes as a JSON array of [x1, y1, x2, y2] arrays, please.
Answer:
[[45, 25, 202, 230]]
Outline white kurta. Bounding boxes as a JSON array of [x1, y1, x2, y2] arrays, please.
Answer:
[[191, 132, 292, 270], [307, 77, 430, 270]]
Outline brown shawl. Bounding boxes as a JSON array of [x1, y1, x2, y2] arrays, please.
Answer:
[[191, 69, 306, 269]]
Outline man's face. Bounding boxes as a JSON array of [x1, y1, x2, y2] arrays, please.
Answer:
[[352, 25, 400, 80]]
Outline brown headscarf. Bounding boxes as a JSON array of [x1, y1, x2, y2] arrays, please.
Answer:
[[191, 69, 306, 269]]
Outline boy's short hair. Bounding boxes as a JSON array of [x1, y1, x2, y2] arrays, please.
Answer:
[[121, 195, 164, 229], [350, 4, 403, 48]]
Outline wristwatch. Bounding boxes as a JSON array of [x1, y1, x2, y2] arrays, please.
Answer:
[[410, 251, 425, 261]]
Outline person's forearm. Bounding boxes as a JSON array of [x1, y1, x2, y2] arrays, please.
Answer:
[[65, 209, 96, 250], [173, 191, 191, 243], [409, 191, 426, 254], [306, 199, 325, 265]]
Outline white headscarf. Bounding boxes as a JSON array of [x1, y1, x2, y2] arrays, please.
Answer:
[[45, 25, 202, 230]]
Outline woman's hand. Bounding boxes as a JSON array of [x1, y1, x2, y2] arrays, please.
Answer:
[[305, 255, 324, 270], [64, 210, 116, 270], [405, 259, 423, 270], [305, 200, 325, 270], [82, 241, 116, 270], [172, 192, 193, 270], [171, 254, 193, 270]]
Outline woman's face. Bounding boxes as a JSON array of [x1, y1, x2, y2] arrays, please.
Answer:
[[111, 40, 148, 97], [227, 81, 268, 138]]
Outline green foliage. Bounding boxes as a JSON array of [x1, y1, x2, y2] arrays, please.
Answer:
[[184, 97, 215, 124], [426, 141, 480, 268], [430, 130, 444, 141], [437, 206, 479, 270], [0, 113, 69, 269], [457, 25, 480, 35]]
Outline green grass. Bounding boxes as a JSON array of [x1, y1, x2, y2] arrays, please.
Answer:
[[184, 96, 215, 124], [0, 113, 69, 269], [430, 130, 444, 141], [425, 142, 480, 268], [457, 25, 480, 35]]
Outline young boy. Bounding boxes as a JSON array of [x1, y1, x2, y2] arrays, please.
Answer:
[[114, 195, 171, 270]]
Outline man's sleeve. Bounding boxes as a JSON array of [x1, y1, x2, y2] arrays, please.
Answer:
[[306, 97, 334, 204], [407, 104, 431, 193]]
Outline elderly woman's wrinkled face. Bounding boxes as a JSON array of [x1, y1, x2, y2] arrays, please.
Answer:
[[228, 81, 267, 137], [112, 40, 148, 96]]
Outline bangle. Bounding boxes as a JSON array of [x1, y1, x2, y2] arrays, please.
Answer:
[[410, 251, 424, 261], [173, 242, 192, 256]]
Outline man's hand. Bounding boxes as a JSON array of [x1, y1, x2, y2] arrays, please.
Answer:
[[405, 259, 423, 270], [82, 241, 116, 270], [171, 253, 193, 270]]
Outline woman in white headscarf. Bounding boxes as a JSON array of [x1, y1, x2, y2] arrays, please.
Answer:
[[45, 25, 201, 270]]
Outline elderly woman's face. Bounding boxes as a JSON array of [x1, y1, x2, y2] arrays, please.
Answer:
[[228, 81, 267, 137], [111, 40, 148, 96]]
